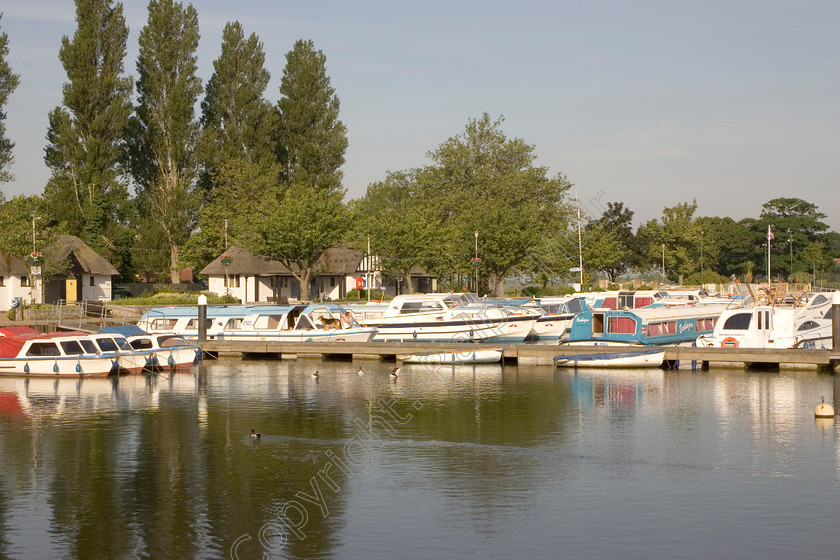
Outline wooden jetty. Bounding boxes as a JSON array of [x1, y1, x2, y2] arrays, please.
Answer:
[[200, 339, 840, 370]]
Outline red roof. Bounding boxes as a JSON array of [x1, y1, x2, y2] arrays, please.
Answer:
[[0, 326, 41, 337]]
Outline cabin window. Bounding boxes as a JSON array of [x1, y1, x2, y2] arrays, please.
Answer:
[[825, 308, 833, 320], [20, 275, 29, 287], [601, 298, 617, 310], [649, 321, 677, 336], [798, 321, 820, 331], [295, 315, 315, 330], [635, 297, 653, 308], [225, 318, 243, 330], [757, 312, 762, 330], [26, 342, 60, 356], [723, 313, 752, 330], [113, 337, 131, 351], [60, 341, 85, 355], [130, 338, 154, 350], [564, 299, 585, 314], [96, 337, 119, 352], [152, 318, 178, 330], [186, 318, 213, 330], [812, 295, 828, 306], [618, 293, 634, 309], [695, 318, 716, 332], [608, 317, 637, 334], [158, 335, 187, 347], [80, 340, 98, 354]]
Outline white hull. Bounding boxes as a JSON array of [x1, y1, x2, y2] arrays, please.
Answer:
[[0, 355, 118, 377], [398, 348, 503, 364], [206, 328, 376, 343], [554, 349, 665, 368]]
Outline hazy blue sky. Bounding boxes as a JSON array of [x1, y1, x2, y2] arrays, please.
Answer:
[[2, 1, 838, 229]]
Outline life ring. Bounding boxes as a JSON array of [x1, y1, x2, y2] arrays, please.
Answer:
[[721, 337, 739, 348]]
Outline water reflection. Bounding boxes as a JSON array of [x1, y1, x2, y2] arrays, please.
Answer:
[[0, 361, 837, 559]]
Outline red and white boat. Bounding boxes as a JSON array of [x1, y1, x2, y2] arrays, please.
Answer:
[[0, 331, 122, 377]]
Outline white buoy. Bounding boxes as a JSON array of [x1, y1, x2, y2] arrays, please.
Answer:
[[814, 396, 835, 418]]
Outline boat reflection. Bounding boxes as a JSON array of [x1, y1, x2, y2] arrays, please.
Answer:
[[563, 367, 665, 412]]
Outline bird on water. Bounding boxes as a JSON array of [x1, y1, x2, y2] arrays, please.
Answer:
[[251, 429, 261, 438], [357, 367, 364, 376], [312, 370, 320, 379], [390, 367, 401, 379]]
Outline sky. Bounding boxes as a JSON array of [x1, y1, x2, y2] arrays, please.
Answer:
[[1, 0, 838, 230]]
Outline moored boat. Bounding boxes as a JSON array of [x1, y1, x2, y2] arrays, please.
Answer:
[[138, 303, 377, 343], [397, 347, 503, 364], [0, 331, 121, 377], [554, 348, 665, 368], [346, 293, 536, 343], [100, 326, 201, 370]]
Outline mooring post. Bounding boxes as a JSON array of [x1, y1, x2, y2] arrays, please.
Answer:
[[198, 293, 207, 345], [833, 291, 840, 353]]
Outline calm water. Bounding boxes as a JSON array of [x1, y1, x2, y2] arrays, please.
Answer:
[[0, 358, 838, 559]]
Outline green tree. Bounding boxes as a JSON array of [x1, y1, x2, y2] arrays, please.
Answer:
[[0, 13, 20, 183], [128, 0, 202, 283], [637, 200, 702, 282], [42, 0, 133, 258], [420, 113, 572, 296], [199, 21, 278, 190], [592, 201, 642, 281], [245, 185, 347, 301], [277, 39, 347, 194], [351, 170, 442, 293], [758, 197, 832, 279]]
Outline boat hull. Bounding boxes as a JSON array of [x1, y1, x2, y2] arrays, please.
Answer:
[[397, 348, 503, 364], [0, 355, 118, 377], [554, 349, 665, 368]]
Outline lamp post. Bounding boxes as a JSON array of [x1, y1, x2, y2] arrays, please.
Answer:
[[661, 243, 665, 282], [700, 230, 704, 286], [474, 231, 479, 294]]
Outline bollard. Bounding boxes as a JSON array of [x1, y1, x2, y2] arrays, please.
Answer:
[[198, 293, 207, 345], [832, 291, 840, 352]]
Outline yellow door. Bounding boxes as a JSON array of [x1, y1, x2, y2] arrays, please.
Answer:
[[65, 278, 77, 303]]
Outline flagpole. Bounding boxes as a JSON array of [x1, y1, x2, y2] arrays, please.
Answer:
[[767, 225, 772, 285]]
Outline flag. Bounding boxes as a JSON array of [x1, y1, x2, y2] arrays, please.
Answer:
[[767, 225, 774, 241]]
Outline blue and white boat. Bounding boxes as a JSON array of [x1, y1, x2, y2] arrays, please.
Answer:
[[137, 303, 377, 343], [563, 304, 728, 346], [100, 326, 201, 370], [345, 293, 537, 343]]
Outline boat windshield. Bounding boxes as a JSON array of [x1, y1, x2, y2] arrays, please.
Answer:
[[158, 335, 188, 347], [80, 340, 99, 354], [95, 337, 118, 352], [60, 340, 85, 355]]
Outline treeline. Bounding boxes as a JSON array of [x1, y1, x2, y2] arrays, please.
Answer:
[[0, 3, 836, 299]]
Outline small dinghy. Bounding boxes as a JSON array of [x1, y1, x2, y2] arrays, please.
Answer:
[[553, 348, 664, 368], [398, 347, 503, 364]]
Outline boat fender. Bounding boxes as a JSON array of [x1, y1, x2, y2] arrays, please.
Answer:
[[815, 396, 835, 418], [53, 361, 59, 373], [24, 362, 29, 374], [168, 354, 175, 366], [76, 361, 82, 373], [721, 337, 739, 348]]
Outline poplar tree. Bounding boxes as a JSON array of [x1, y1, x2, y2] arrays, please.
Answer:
[[0, 13, 20, 183], [128, 0, 201, 283], [186, 21, 280, 269], [42, 0, 133, 255], [277, 39, 347, 194]]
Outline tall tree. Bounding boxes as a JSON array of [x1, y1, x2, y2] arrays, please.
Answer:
[[277, 39, 347, 193], [128, 0, 201, 283], [199, 21, 278, 187], [593, 201, 641, 281], [187, 21, 281, 272], [0, 13, 20, 183], [42, 0, 133, 257], [420, 113, 572, 296]]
